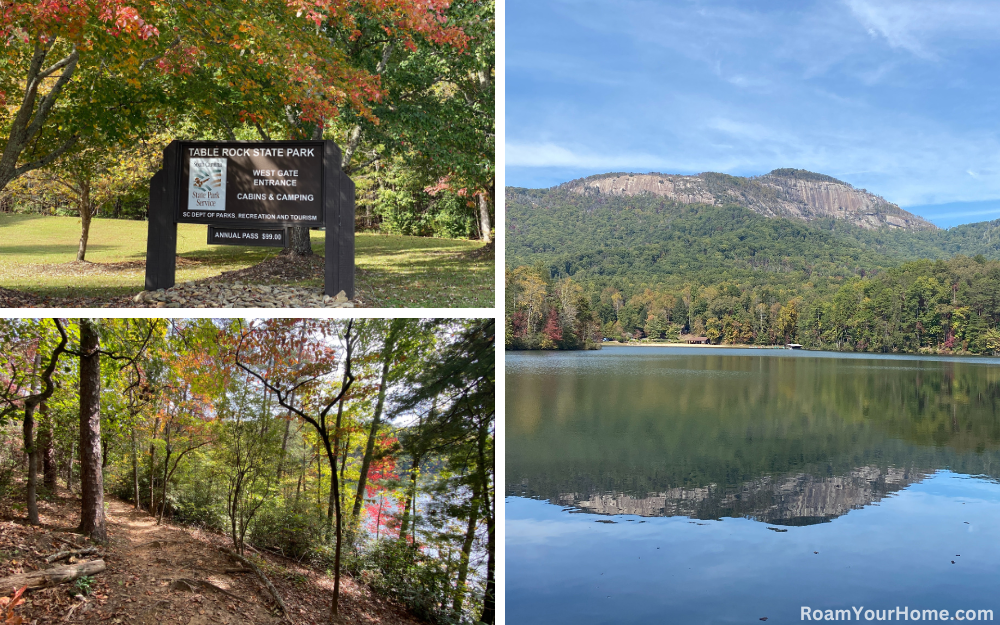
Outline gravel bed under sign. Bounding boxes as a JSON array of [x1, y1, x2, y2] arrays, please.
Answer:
[[132, 282, 354, 308]]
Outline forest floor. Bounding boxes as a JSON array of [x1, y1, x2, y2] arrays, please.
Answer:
[[0, 488, 425, 625], [0, 214, 493, 308]]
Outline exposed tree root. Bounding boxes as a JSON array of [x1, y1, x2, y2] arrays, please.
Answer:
[[219, 547, 292, 623]]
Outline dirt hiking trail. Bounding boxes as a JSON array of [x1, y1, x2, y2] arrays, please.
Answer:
[[0, 489, 423, 625]]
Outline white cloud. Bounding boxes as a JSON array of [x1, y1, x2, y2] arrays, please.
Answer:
[[909, 206, 1000, 220], [844, 0, 1000, 57]]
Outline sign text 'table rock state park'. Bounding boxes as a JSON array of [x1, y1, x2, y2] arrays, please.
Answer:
[[145, 140, 355, 299]]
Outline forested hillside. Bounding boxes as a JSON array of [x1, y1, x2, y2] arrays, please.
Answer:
[[506, 182, 1000, 354]]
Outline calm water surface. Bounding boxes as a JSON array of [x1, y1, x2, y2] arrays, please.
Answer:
[[507, 347, 1000, 624]]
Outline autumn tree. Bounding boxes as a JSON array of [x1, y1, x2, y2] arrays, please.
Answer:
[[348, 319, 410, 532], [150, 0, 472, 255], [0, 0, 165, 192], [324, 0, 494, 242], [0, 319, 70, 525], [6, 135, 167, 260], [231, 318, 356, 620], [216, 372, 281, 555]]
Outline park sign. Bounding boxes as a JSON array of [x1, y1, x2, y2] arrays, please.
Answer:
[[180, 143, 323, 226], [145, 140, 355, 299]]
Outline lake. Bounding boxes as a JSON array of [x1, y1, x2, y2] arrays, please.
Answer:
[[506, 347, 1000, 624]]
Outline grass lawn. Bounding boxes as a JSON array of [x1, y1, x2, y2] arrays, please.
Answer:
[[0, 214, 494, 307]]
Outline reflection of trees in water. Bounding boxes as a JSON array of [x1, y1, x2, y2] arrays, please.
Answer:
[[507, 353, 1000, 522]]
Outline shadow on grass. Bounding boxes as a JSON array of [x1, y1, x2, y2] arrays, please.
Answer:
[[0, 214, 50, 227], [1, 244, 116, 256], [357, 238, 475, 254], [359, 257, 491, 276], [18, 285, 136, 299]]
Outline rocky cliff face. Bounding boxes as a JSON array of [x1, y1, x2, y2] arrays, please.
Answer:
[[561, 169, 936, 232]]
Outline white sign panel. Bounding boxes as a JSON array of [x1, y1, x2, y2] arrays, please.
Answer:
[[187, 157, 227, 211]]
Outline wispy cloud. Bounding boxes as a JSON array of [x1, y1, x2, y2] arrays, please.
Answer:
[[921, 208, 1000, 219], [844, 0, 1000, 58], [505, 142, 675, 170]]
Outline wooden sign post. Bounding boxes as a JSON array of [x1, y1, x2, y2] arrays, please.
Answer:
[[144, 140, 355, 298]]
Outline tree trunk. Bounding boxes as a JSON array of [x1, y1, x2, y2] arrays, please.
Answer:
[[159, 439, 171, 524], [277, 416, 291, 481], [399, 406, 427, 542], [131, 428, 140, 510], [325, 397, 348, 543], [77, 319, 107, 542], [350, 322, 403, 527], [24, 403, 38, 524], [24, 353, 41, 525], [66, 439, 74, 493], [76, 181, 92, 261], [327, 331, 355, 623], [452, 481, 481, 617], [338, 434, 350, 513], [288, 226, 312, 256], [477, 422, 495, 625], [149, 416, 159, 512], [478, 193, 492, 243], [316, 450, 323, 518], [40, 402, 57, 492], [398, 453, 421, 541]]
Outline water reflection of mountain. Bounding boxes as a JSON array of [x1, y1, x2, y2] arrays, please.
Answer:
[[538, 466, 927, 525], [507, 351, 1000, 524]]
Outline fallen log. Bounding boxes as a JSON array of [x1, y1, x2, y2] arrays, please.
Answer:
[[218, 548, 291, 623], [0, 560, 106, 593], [44, 546, 99, 564]]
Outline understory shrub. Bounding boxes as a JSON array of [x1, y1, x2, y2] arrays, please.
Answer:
[[346, 538, 463, 625], [249, 503, 324, 559]]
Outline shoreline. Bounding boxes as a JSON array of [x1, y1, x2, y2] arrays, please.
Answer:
[[505, 344, 996, 361], [601, 342, 790, 349]]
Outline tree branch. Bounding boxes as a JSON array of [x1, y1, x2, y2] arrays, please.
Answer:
[[13, 135, 79, 179], [138, 37, 181, 71]]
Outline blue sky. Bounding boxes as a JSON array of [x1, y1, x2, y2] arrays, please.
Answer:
[[506, 0, 1000, 228]]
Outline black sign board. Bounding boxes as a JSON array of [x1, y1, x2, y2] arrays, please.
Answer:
[[145, 140, 355, 299], [208, 226, 287, 248]]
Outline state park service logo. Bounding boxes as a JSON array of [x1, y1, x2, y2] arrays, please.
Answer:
[[188, 157, 227, 210]]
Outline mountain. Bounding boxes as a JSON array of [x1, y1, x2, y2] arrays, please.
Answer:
[[506, 172, 1000, 354], [506, 184, 897, 288], [560, 169, 937, 232], [507, 171, 1000, 281]]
